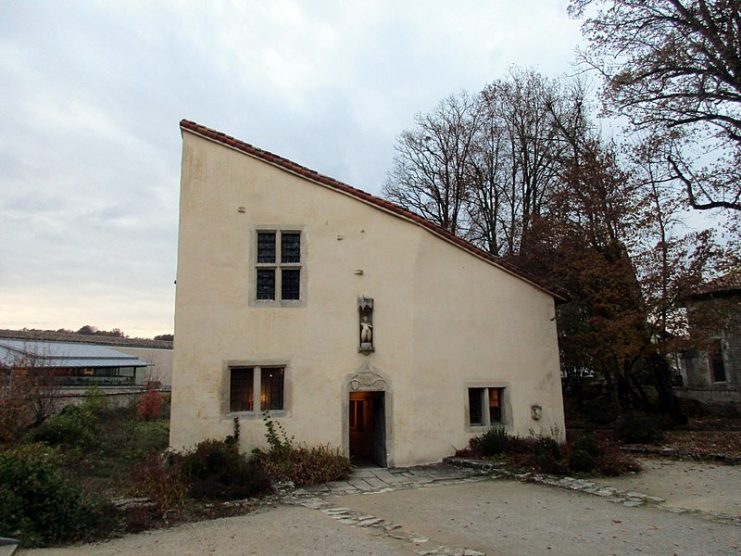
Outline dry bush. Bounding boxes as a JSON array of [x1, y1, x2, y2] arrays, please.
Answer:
[[464, 428, 640, 477], [137, 390, 163, 421], [133, 453, 186, 513], [0, 369, 35, 443], [253, 444, 352, 487]]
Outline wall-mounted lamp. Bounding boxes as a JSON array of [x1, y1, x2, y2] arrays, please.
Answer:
[[531, 404, 543, 421]]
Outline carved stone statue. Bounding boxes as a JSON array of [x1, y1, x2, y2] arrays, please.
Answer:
[[360, 315, 373, 344], [358, 296, 375, 354]]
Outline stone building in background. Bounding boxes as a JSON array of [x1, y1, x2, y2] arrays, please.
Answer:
[[677, 272, 741, 413]]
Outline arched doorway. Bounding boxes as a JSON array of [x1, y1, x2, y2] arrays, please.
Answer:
[[344, 364, 392, 467]]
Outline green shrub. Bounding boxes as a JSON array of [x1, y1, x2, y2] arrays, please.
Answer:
[[30, 388, 110, 450], [254, 444, 352, 487], [0, 444, 116, 547], [471, 426, 508, 456], [568, 449, 595, 472], [571, 432, 601, 457], [533, 437, 563, 473], [505, 435, 536, 454], [30, 405, 99, 449], [566, 433, 601, 473], [262, 411, 293, 457], [176, 440, 272, 501], [81, 386, 109, 416], [614, 414, 665, 444]]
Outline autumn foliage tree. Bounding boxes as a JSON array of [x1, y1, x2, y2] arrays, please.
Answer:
[[385, 67, 735, 425], [569, 0, 741, 211]]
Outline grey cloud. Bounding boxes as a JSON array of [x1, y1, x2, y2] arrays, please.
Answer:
[[0, 0, 582, 337]]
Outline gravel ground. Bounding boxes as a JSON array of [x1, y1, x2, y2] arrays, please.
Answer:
[[330, 480, 740, 556], [21, 459, 741, 556], [591, 457, 741, 515], [21, 505, 414, 556]]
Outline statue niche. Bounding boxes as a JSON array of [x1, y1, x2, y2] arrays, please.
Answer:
[[358, 297, 374, 354]]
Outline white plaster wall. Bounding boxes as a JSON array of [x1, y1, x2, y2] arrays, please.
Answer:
[[170, 131, 565, 466]]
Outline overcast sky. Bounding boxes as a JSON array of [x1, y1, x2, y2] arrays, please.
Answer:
[[0, 1, 584, 338]]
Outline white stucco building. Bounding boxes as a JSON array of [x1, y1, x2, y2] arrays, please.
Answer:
[[170, 120, 566, 467]]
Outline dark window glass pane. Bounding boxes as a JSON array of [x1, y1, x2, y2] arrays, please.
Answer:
[[257, 269, 275, 300], [230, 367, 254, 412], [281, 269, 300, 300], [710, 340, 726, 382], [489, 388, 503, 423], [261, 367, 284, 411], [468, 388, 483, 425], [257, 232, 276, 263], [281, 232, 301, 263]]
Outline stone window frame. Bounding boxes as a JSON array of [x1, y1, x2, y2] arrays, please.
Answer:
[[249, 226, 307, 307], [465, 382, 510, 431], [223, 360, 291, 418]]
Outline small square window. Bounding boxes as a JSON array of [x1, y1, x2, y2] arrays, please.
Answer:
[[468, 386, 505, 427], [229, 366, 285, 413]]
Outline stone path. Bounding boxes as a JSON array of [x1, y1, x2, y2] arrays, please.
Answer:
[[299, 463, 487, 496], [280, 463, 491, 556]]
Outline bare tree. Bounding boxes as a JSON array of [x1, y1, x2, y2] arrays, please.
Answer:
[[384, 92, 481, 234], [0, 342, 61, 442], [570, 0, 741, 211], [474, 69, 578, 256], [465, 101, 510, 255]]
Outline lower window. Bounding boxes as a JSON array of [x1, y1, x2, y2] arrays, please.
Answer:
[[229, 366, 285, 412], [468, 387, 504, 426], [708, 339, 726, 383]]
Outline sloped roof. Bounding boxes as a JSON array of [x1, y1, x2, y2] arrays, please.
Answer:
[[690, 270, 741, 299], [0, 338, 149, 369], [180, 119, 566, 302], [0, 329, 172, 349]]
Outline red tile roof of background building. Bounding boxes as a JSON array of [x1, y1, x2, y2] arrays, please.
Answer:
[[691, 270, 741, 298], [180, 119, 566, 301]]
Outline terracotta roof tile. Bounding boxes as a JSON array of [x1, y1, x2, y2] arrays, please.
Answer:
[[180, 119, 566, 301]]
